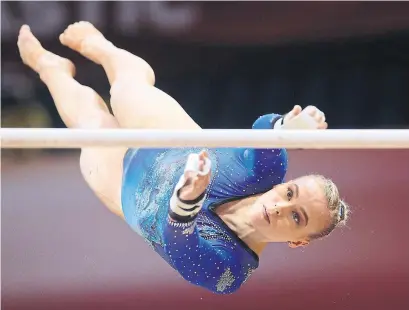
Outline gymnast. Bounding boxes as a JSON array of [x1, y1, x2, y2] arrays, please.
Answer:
[[17, 22, 349, 294]]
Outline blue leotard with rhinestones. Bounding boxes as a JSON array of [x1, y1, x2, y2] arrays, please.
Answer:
[[121, 113, 288, 294]]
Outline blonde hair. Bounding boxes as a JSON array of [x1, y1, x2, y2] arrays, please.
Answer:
[[308, 175, 350, 240]]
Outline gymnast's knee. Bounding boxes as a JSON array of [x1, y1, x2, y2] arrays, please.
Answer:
[[124, 54, 156, 86], [109, 79, 150, 109], [110, 57, 155, 90]]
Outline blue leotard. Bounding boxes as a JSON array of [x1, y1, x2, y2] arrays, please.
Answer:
[[121, 113, 288, 294]]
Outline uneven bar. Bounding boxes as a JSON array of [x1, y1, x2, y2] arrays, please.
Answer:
[[1, 128, 409, 149]]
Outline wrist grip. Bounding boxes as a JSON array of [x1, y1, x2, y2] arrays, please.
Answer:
[[169, 153, 210, 221]]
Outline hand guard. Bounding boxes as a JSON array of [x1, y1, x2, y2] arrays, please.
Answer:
[[169, 153, 211, 222], [275, 113, 318, 130]]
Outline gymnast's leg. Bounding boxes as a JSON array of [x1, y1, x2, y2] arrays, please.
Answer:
[[59, 21, 201, 130], [17, 25, 126, 217]]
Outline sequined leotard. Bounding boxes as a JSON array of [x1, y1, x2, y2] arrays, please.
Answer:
[[121, 113, 288, 294]]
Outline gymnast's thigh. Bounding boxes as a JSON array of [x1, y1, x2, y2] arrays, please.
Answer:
[[110, 82, 202, 130], [80, 146, 127, 218]]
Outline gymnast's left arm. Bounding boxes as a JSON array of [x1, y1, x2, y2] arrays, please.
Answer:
[[163, 152, 247, 294]]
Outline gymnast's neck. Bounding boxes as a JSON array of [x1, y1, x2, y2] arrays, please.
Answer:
[[215, 194, 267, 255]]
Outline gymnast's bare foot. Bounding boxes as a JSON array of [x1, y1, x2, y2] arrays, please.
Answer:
[[59, 21, 155, 85], [59, 21, 113, 65], [18, 25, 75, 78]]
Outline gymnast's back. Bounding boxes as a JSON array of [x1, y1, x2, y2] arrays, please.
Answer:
[[120, 114, 288, 293]]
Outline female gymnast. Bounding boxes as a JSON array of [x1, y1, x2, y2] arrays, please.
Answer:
[[17, 22, 349, 294]]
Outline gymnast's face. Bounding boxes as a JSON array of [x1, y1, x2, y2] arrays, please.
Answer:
[[249, 176, 332, 247]]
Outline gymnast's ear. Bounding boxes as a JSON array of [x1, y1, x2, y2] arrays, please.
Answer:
[[288, 240, 309, 248]]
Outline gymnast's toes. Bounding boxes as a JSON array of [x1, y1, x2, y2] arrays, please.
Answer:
[[59, 21, 104, 53], [17, 25, 75, 76], [17, 24, 45, 71]]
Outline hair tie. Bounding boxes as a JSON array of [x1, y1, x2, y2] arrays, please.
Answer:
[[339, 202, 345, 220]]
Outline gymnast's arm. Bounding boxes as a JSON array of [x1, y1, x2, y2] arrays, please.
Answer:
[[163, 212, 244, 294], [162, 154, 246, 294], [247, 113, 288, 178], [249, 106, 326, 176]]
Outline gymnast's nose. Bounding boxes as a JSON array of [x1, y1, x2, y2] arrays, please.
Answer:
[[269, 204, 290, 218]]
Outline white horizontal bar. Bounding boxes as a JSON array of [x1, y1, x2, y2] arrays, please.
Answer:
[[1, 128, 409, 149]]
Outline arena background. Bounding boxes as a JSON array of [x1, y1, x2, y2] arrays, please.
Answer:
[[2, 1, 409, 309]]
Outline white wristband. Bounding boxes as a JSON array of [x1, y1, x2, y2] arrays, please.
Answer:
[[273, 117, 284, 129]]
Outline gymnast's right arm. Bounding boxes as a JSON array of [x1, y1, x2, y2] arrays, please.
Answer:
[[162, 152, 246, 294]]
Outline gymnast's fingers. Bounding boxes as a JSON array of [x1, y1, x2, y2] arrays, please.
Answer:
[[316, 111, 326, 123], [293, 105, 302, 114], [318, 121, 328, 129], [198, 151, 207, 171], [285, 105, 302, 121], [199, 150, 209, 159], [304, 105, 318, 118]]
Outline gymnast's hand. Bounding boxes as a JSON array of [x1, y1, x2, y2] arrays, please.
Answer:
[[178, 151, 212, 201], [282, 105, 328, 130]]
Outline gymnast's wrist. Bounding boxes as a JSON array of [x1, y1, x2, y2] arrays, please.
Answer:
[[177, 189, 206, 204], [169, 181, 206, 221], [273, 116, 284, 129]]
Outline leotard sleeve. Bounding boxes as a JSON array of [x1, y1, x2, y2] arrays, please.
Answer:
[[163, 178, 248, 294], [249, 113, 288, 179], [251, 113, 283, 130]]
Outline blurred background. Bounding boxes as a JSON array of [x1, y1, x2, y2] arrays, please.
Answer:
[[1, 1, 409, 310]]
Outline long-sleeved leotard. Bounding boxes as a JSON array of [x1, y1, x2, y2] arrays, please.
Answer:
[[121, 113, 288, 294]]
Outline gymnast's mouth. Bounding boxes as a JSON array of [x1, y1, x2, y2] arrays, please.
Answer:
[[263, 205, 270, 224]]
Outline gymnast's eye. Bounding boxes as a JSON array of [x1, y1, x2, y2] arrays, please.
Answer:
[[286, 188, 294, 201], [292, 211, 300, 225]]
